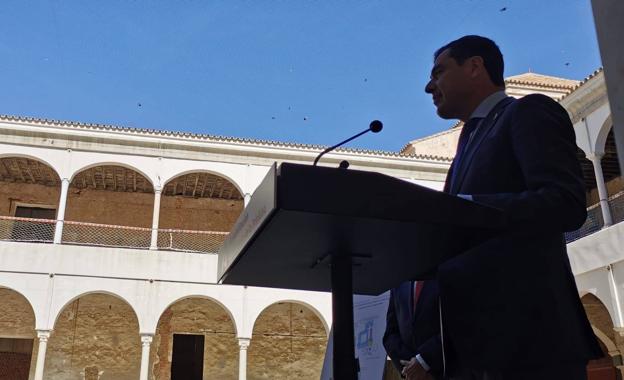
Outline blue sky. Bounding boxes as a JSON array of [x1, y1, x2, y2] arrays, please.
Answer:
[[0, 1, 601, 152]]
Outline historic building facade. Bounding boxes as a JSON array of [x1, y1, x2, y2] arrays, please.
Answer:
[[0, 69, 622, 380], [0, 116, 448, 380]]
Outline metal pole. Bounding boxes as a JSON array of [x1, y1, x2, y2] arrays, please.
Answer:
[[330, 253, 357, 380]]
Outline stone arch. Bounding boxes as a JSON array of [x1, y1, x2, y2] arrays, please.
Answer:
[[69, 162, 154, 187], [161, 169, 244, 200], [0, 155, 62, 228], [582, 294, 621, 380], [154, 294, 239, 336], [248, 301, 328, 380], [594, 115, 613, 157], [47, 292, 142, 380], [150, 296, 239, 380], [0, 286, 37, 336], [0, 286, 38, 380], [0, 153, 62, 181], [592, 325, 619, 355], [251, 300, 330, 336], [50, 290, 141, 332], [63, 163, 156, 248], [582, 293, 618, 350], [156, 171, 244, 250]]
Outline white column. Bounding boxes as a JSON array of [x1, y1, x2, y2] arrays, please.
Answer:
[[588, 153, 614, 226], [33, 330, 51, 380], [238, 338, 250, 380], [139, 334, 153, 380], [244, 193, 252, 207], [53, 178, 70, 244], [150, 188, 162, 250], [608, 265, 624, 327]]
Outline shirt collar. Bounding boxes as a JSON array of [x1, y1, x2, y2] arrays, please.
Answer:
[[469, 90, 507, 120]]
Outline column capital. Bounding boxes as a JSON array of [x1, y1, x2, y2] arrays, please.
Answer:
[[61, 177, 71, 184], [141, 334, 154, 345], [36, 330, 51, 341], [154, 187, 163, 195], [238, 337, 251, 349]]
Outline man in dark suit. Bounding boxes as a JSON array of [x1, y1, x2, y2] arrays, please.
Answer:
[[383, 280, 441, 379], [402, 35, 602, 380]]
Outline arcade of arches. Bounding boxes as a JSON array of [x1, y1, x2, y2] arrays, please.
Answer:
[[0, 158, 244, 233], [0, 288, 328, 380]]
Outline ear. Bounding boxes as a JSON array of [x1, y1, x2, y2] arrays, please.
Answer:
[[468, 56, 485, 79]]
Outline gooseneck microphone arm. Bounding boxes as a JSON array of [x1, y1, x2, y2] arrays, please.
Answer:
[[313, 120, 383, 166]]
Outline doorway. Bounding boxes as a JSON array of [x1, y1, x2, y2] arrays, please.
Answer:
[[0, 338, 33, 380], [171, 334, 204, 380]]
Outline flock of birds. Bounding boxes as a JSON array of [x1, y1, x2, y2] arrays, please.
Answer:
[[133, 6, 574, 116]]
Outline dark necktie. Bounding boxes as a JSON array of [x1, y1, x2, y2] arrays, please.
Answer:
[[448, 117, 482, 191]]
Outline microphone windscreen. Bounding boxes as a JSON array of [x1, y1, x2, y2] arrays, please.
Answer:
[[369, 120, 383, 133]]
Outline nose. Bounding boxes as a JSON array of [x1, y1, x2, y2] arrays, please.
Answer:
[[424, 79, 434, 94]]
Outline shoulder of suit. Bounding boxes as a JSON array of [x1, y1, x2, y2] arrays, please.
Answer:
[[503, 93, 562, 114], [514, 93, 559, 107]]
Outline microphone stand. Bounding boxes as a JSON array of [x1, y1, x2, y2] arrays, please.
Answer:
[[313, 120, 383, 166]]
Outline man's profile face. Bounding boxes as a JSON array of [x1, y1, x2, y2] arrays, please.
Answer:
[[424, 49, 472, 120]]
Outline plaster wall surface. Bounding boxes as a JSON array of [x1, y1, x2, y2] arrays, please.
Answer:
[[403, 129, 459, 159]]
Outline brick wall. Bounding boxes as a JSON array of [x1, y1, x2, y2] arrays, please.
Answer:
[[0, 182, 60, 217], [0, 181, 243, 233]]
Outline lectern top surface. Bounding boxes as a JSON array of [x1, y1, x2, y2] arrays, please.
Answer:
[[218, 163, 504, 295]]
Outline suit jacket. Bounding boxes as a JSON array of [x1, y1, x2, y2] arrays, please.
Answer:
[[439, 94, 602, 371], [383, 280, 442, 376]]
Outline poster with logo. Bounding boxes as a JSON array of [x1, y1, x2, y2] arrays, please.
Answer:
[[320, 291, 390, 380]]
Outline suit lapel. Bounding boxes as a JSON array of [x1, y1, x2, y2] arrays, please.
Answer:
[[450, 97, 514, 194]]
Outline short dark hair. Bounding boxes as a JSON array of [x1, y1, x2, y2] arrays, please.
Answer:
[[434, 35, 505, 86]]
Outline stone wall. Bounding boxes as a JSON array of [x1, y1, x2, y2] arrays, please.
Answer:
[[582, 293, 616, 345], [150, 298, 238, 380], [45, 294, 141, 380], [248, 302, 327, 380], [0, 289, 37, 380]]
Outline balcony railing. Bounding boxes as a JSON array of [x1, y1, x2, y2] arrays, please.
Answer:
[[157, 228, 229, 254], [62, 221, 152, 249], [0, 216, 56, 243], [3, 190, 622, 251], [565, 191, 624, 243], [0, 216, 229, 254]]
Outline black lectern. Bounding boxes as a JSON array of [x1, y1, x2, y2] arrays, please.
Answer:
[[218, 163, 504, 379]]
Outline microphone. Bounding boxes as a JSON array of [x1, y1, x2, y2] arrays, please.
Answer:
[[313, 120, 383, 166]]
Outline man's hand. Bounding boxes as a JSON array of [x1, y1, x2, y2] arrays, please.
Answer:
[[400, 358, 434, 380]]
